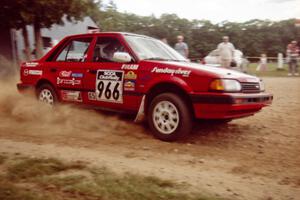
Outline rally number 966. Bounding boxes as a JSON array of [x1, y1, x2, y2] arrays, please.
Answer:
[[97, 81, 120, 101], [96, 70, 124, 103]]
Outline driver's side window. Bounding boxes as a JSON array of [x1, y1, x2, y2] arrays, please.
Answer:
[[93, 37, 127, 62]]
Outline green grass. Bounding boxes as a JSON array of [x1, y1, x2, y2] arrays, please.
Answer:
[[37, 168, 215, 200], [0, 156, 221, 200], [0, 155, 6, 165], [0, 181, 49, 200], [7, 158, 85, 180], [247, 62, 293, 77]]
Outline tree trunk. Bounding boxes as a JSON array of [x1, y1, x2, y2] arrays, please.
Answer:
[[33, 20, 43, 59], [21, 25, 31, 61]]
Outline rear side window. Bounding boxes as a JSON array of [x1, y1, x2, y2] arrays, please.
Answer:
[[56, 38, 92, 62]]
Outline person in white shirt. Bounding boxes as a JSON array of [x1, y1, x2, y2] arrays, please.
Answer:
[[217, 36, 235, 68], [174, 35, 189, 58]]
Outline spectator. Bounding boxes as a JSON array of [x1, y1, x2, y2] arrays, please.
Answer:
[[217, 36, 235, 69], [256, 54, 268, 71], [286, 41, 299, 76], [174, 35, 189, 58]]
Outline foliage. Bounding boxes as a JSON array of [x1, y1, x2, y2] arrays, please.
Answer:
[[0, 0, 96, 29], [91, 2, 300, 58], [1, 0, 298, 59], [0, 0, 98, 58]]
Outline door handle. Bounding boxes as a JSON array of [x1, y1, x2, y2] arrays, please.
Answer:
[[50, 68, 57, 73], [88, 69, 97, 74]]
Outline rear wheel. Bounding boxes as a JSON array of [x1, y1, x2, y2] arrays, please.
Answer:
[[37, 84, 58, 105], [148, 93, 193, 141]]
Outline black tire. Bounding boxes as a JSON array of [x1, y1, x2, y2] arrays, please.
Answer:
[[36, 83, 58, 105], [147, 93, 193, 141]]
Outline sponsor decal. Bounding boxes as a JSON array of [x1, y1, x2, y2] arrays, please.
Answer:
[[151, 67, 191, 77], [121, 64, 139, 70], [124, 71, 137, 80], [23, 69, 42, 76], [59, 71, 84, 78], [57, 77, 81, 86], [29, 70, 42, 75], [124, 80, 136, 91], [59, 71, 72, 77], [96, 70, 124, 103], [88, 92, 96, 101], [25, 62, 38, 67], [24, 69, 29, 76], [61, 90, 82, 102], [72, 73, 84, 78]]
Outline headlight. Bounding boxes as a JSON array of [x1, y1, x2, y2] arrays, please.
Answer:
[[259, 80, 265, 92], [210, 79, 242, 92]]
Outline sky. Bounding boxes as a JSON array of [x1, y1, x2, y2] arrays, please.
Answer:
[[103, 0, 300, 23]]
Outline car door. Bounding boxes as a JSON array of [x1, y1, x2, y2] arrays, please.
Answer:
[[83, 35, 140, 111], [45, 36, 94, 103]]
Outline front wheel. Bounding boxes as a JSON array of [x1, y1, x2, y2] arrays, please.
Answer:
[[148, 93, 193, 141], [37, 84, 58, 105]]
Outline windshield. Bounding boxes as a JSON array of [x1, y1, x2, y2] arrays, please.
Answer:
[[124, 35, 187, 62]]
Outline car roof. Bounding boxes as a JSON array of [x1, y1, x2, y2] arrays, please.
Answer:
[[67, 32, 153, 39]]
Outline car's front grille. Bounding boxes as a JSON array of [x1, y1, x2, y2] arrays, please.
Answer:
[[241, 82, 260, 93]]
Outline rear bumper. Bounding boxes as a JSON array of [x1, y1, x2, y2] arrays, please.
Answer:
[[17, 83, 35, 93], [191, 92, 273, 119]]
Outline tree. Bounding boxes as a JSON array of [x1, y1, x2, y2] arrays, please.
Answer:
[[23, 0, 96, 58], [0, 0, 97, 59], [0, 0, 32, 60]]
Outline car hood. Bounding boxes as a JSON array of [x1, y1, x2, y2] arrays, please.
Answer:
[[142, 60, 259, 82]]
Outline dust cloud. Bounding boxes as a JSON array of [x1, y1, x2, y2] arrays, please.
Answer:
[[0, 56, 17, 79], [0, 75, 146, 140]]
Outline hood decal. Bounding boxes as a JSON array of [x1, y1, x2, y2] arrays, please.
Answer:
[[151, 67, 191, 77]]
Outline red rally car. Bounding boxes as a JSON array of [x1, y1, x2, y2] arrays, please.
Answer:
[[17, 32, 273, 141]]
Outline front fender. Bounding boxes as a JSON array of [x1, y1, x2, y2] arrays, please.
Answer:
[[143, 75, 192, 94]]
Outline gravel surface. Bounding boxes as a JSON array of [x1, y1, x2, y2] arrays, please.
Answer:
[[0, 77, 299, 200]]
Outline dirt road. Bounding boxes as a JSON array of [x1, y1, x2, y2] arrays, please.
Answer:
[[0, 77, 299, 200]]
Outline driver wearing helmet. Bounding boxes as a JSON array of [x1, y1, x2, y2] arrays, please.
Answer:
[[101, 40, 124, 62]]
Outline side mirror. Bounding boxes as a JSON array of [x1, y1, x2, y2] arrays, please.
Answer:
[[112, 52, 132, 63]]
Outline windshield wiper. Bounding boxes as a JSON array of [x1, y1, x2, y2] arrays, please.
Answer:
[[143, 57, 186, 62], [143, 57, 169, 61], [167, 59, 187, 62]]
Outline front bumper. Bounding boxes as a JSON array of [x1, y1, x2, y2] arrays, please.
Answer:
[[191, 92, 273, 119]]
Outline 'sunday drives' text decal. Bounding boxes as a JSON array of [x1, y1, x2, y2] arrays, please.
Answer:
[[96, 70, 124, 103], [151, 67, 191, 77]]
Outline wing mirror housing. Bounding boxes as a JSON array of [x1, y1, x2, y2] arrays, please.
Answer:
[[112, 52, 132, 63]]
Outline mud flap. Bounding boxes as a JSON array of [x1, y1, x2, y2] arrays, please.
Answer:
[[134, 95, 146, 123]]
